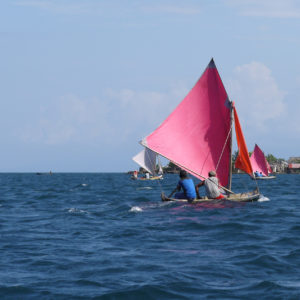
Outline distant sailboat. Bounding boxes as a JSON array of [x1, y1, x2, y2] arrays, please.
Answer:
[[250, 144, 276, 180], [138, 58, 260, 202], [132, 147, 163, 180]]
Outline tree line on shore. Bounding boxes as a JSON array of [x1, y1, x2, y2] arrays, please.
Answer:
[[163, 152, 292, 174], [131, 152, 298, 174]]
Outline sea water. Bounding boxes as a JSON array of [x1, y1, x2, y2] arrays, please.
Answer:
[[0, 173, 299, 299]]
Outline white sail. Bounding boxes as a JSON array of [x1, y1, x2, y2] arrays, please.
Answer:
[[132, 147, 157, 175], [157, 156, 163, 175]]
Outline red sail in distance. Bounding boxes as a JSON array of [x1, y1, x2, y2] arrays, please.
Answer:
[[250, 144, 269, 176], [234, 106, 253, 176]]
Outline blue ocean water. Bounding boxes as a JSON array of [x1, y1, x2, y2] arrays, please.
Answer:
[[0, 173, 299, 299]]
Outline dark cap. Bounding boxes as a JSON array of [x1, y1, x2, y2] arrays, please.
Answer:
[[208, 170, 216, 177], [179, 170, 188, 178]]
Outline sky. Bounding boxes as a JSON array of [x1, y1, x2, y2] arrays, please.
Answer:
[[0, 0, 300, 172]]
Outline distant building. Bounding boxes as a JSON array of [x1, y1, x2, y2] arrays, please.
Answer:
[[287, 163, 300, 174], [288, 157, 300, 163], [270, 160, 288, 173]]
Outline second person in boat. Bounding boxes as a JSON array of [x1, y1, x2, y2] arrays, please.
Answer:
[[196, 170, 225, 200]]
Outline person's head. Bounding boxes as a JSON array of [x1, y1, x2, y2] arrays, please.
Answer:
[[208, 170, 216, 177], [179, 170, 188, 179]]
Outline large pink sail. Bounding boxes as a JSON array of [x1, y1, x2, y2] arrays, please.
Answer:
[[250, 144, 268, 177], [142, 59, 231, 187]]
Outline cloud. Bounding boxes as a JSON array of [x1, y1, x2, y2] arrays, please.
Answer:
[[20, 94, 113, 145], [14, 0, 202, 16], [141, 4, 201, 15], [102, 83, 189, 140], [226, 61, 286, 131], [19, 84, 190, 146], [14, 0, 105, 15], [225, 0, 300, 18]]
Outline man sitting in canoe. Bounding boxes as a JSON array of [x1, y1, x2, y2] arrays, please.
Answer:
[[196, 170, 225, 200], [169, 170, 197, 201]]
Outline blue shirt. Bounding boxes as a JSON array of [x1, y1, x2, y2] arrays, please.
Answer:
[[177, 178, 196, 199]]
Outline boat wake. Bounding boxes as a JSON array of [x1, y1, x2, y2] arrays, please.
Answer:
[[129, 201, 172, 213], [129, 206, 143, 212], [258, 195, 270, 202]]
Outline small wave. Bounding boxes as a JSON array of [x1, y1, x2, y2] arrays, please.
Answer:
[[129, 206, 143, 212], [70, 183, 89, 190], [258, 195, 270, 202], [68, 208, 88, 214], [137, 187, 152, 190], [276, 280, 300, 288]]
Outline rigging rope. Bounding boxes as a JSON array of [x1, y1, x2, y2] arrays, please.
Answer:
[[216, 125, 232, 172]]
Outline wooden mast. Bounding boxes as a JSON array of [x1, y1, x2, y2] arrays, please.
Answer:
[[228, 100, 234, 192]]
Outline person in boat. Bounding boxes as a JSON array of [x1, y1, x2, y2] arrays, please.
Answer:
[[254, 170, 261, 177], [196, 170, 225, 199], [132, 171, 138, 179], [169, 170, 196, 201]]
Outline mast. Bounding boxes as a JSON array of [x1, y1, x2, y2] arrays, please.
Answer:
[[228, 101, 234, 192]]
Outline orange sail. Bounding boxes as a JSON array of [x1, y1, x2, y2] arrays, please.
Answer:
[[233, 106, 253, 176]]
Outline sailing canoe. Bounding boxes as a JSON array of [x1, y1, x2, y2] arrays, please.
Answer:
[[138, 58, 261, 201], [131, 175, 163, 181], [250, 144, 276, 180], [132, 147, 164, 180], [252, 176, 276, 180], [161, 189, 260, 203]]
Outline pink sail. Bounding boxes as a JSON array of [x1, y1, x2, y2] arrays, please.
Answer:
[[266, 160, 272, 174], [142, 59, 231, 187], [250, 144, 268, 177]]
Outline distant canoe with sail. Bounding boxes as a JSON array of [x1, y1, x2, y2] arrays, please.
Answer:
[[139, 58, 260, 202], [250, 144, 276, 180], [132, 147, 163, 180]]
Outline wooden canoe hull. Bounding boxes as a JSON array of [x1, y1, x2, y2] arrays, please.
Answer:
[[131, 175, 163, 181], [252, 176, 276, 180], [161, 189, 260, 203]]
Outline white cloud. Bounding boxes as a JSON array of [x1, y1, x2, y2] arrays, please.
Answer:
[[225, 0, 300, 18], [14, 0, 202, 16], [19, 84, 190, 146], [20, 94, 113, 145], [14, 0, 105, 15], [141, 4, 201, 15], [104, 83, 189, 137], [226, 61, 286, 131]]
